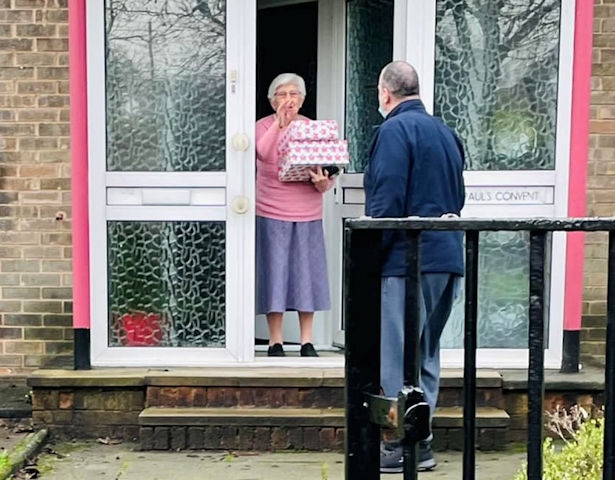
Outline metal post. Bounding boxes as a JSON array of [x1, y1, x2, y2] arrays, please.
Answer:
[[463, 230, 479, 480], [527, 231, 547, 480], [345, 227, 382, 480], [603, 231, 615, 480], [74, 329, 91, 370], [403, 231, 421, 480]]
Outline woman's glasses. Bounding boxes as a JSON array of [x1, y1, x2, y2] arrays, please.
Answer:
[[274, 91, 302, 99]]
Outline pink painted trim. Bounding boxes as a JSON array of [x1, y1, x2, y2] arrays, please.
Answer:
[[69, 0, 90, 329], [564, 1, 594, 331]]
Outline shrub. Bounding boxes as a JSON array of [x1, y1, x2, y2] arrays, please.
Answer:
[[513, 405, 603, 480]]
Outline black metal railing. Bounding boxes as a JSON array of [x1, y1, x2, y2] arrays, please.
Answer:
[[344, 217, 615, 480]]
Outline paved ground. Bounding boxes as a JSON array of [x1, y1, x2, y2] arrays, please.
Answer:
[[0, 374, 534, 479], [25, 439, 526, 480], [0, 378, 528, 479]]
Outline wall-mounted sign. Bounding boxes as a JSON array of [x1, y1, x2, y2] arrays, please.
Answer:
[[465, 186, 554, 205]]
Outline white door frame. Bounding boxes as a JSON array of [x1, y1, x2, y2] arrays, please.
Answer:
[[87, 1, 257, 367]]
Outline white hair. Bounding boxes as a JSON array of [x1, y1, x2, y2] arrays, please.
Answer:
[[267, 73, 306, 99]]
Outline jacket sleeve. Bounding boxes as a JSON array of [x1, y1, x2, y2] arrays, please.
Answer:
[[453, 132, 466, 212], [367, 124, 411, 218], [367, 124, 412, 255]]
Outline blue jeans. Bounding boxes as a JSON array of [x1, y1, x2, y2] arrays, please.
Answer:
[[380, 274, 460, 417]]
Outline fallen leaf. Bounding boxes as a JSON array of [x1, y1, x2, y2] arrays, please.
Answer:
[[97, 436, 123, 445], [13, 424, 34, 433]]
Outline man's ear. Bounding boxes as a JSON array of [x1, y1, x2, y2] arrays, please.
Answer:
[[382, 88, 391, 106]]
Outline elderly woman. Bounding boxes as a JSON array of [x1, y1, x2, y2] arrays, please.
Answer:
[[255, 73, 333, 357]]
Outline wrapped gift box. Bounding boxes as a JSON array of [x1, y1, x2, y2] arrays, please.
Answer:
[[279, 140, 349, 182], [278, 119, 339, 154]]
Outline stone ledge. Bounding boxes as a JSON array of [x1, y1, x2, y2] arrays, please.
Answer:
[[27, 367, 346, 388], [144, 367, 345, 387], [500, 366, 605, 391], [27, 368, 508, 389], [440, 369, 502, 388], [139, 407, 345, 428], [28, 369, 147, 388], [432, 407, 509, 429]]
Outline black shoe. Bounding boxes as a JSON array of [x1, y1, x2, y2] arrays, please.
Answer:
[[267, 343, 285, 357], [300, 342, 319, 357]]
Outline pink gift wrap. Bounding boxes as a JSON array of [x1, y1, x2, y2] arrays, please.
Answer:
[[279, 140, 349, 182], [278, 120, 339, 154]]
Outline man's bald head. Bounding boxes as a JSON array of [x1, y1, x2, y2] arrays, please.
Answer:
[[379, 61, 420, 99]]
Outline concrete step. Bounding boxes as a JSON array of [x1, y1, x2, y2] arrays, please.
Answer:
[[139, 406, 344, 451], [139, 407, 345, 428], [433, 406, 509, 429], [138, 405, 509, 452], [432, 406, 509, 452], [144, 369, 505, 410], [439, 369, 504, 409]]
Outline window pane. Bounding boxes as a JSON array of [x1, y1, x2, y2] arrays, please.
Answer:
[[345, 0, 393, 173], [105, 0, 226, 172], [434, 0, 561, 170], [108, 221, 226, 347]]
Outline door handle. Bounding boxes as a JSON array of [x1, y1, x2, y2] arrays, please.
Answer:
[[231, 133, 250, 152], [231, 196, 249, 214]]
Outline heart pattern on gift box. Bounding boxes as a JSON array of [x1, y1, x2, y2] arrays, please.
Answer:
[[278, 120, 349, 182]]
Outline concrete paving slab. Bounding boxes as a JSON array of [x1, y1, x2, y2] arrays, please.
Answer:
[[33, 440, 526, 480]]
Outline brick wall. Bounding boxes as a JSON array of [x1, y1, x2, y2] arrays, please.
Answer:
[[0, 2, 613, 370], [582, 1, 615, 364], [0, 0, 71, 372]]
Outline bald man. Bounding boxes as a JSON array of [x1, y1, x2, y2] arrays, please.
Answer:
[[364, 61, 466, 473]]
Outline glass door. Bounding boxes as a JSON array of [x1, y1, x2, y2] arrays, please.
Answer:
[[333, 0, 575, 369], [87, 1, 256, 366], [330, 0, 396, 347]]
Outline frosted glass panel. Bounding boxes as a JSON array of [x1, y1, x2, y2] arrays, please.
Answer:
[[108, 221, 226, 348], [105, 0, 226, 172], [345, 0, 393, 173], [440, 231, 546, 349], [434, 0, 561, 170]]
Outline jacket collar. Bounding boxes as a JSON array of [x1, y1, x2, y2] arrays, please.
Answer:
[[386, 98, 426, 119]]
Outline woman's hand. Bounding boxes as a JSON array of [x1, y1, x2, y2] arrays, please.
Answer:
[[276, 99, 297, 128], [309, 167, 330, 193]]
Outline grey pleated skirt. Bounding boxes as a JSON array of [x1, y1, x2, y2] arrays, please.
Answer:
[[256, 216, 331, 315]]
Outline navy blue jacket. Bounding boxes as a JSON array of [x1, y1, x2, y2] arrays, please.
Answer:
[[364, 99, 465, 277]]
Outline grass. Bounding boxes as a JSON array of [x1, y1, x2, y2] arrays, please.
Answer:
[[0, 451, 9, 470]]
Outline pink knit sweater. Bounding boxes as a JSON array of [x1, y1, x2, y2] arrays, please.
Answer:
[[255, 114, 333, 222]]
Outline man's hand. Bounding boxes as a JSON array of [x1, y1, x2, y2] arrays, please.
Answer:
[[309, 166, 330, 192]]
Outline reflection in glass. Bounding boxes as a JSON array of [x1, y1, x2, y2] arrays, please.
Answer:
[[345, 0, 393, 173], [105, 0, 226, 171], [434, 0, 561, 170], [440, 231, 545, 349], [108, 221, 226, 347]]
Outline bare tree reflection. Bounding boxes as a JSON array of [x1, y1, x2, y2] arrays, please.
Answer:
[[105, 0, 226, 172], [435, 0, 560, 170]]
